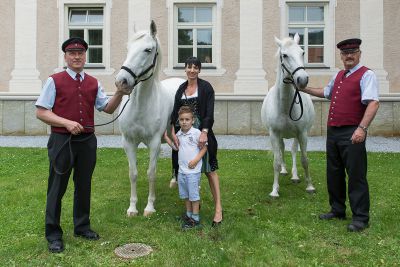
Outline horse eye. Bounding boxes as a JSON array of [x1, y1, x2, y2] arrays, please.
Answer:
[[282, 54, 288, 58], [302, 52, 305, 56], [145, 48, 152, 53]]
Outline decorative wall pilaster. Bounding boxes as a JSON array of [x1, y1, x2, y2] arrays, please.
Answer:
[[9, 0, 42, 93], [360, 0, 389, 93], [233, 0, 268, 95]]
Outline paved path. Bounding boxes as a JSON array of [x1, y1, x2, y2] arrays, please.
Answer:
[[0, 135, 399, 153]]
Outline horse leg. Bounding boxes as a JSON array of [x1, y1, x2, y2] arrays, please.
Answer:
[[123, 137, 139, 217], [298, 133, 316, 193], [290, 139, 300, 183], [279, 139, 288, 175], [143, 138, 161, 216], [270, 133, 282, 198]]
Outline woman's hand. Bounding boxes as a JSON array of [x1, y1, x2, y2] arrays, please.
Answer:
[[199, 131, 208, 148]]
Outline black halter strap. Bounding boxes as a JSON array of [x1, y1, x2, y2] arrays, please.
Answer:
[[121, 41, 159, 88], [280, 54, 305, 121]]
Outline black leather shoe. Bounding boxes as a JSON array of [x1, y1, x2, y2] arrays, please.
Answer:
[[74, 229, 100, 240], [319, 212, 346, 220], [347, 221, 369, 232], [48, 239, 64, 253]]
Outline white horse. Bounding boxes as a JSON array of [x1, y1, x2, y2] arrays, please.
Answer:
[[115, 21, 184, 216], [261, 33, 316, 198]]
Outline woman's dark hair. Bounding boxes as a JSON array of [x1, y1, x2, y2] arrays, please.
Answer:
[[185, 56, 201, 71]]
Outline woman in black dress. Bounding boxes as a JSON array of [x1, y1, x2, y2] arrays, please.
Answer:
[[170, 57, 223, 226]]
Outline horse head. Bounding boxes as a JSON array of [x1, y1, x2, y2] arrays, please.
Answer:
[[275, 33, 308, 90], [115, 20, 160, 91]]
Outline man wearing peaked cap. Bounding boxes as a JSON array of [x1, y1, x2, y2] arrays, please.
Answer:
[[299, 37, 379, 233], [35, 37, 131, 253], [61, 37, 88, 52], [336, 38, 362, 51]]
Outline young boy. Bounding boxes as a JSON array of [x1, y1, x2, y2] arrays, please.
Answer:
[[175, 105, 207, 229]]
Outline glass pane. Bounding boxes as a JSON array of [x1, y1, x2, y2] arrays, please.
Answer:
[[88, 48, 102, 63], [88, 9, 103, 23], [69, 29, 84, 39], [70, 10, 86, 23], [178, 48, 193, 63], [198, 48, 212, 63], [178, 29, 193, 45], [178, 7, 194, 22], [288, 28, 304, 45], [307, 7, 324, 22], [308, 47, 324, 63], [197, 29, 212, 45], [308, 28, 323, 45], [89, 30, 102, 45], [196, 7, 212, 22], [289, 7, 305, 22]]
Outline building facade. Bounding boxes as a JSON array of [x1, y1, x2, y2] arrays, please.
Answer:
[[0, 0, 399, 136]]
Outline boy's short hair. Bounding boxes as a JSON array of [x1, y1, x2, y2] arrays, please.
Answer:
[[185, 57, 201, 71], [178, 105, 194, 117]]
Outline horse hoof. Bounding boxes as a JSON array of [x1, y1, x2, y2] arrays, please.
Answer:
[[127, 211, 138, 217], [306, 188, 316, 194], [143, 210, 155, 217], [269, 192, 279, 198], [291, 178, 301, 184], [280, 171, 288, 176]]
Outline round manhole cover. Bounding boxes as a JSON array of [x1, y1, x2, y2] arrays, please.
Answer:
[[114, 243, 153, 259]]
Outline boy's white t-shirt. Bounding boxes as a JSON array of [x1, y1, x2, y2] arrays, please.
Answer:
[[177, 127, 202, 174]]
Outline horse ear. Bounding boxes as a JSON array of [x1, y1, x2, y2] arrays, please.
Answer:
[[274, 36, 283, 47], [294, 33, 300, 44], [150, 20, 157, 37]]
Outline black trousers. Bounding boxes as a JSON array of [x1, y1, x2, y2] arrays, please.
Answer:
[[45, 133, 97, 241], [326, 126, 369, 223]]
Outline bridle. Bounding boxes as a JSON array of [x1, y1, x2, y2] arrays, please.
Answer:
[[280, 53, 306, 121], [120, 40, 159, 88]]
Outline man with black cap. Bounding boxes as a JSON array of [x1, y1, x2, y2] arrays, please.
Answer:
[[300, 38, 379, 232], [36, 37, 131, 253]]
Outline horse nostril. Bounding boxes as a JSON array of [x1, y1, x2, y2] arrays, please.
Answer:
[[122, 78, 128, 85]]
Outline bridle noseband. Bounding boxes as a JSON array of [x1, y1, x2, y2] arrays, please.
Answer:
[[121, 40, 159, 88], [280, 53, 306, 121]]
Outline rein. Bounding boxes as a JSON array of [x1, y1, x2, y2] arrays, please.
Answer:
[[280, 54, 305, 121]]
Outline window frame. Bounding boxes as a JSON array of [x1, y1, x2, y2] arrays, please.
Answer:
[[68, 7, 104, 67], [164, 0, 225, 77], [57, 0, 114, 75], [280, 0, 336, 73]]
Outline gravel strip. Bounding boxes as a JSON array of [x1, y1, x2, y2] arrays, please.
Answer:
[[0, 135, 399, 153]]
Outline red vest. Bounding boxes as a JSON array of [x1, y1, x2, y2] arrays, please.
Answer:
[[327, 66, 369, 127], [51, 71, 98, 133]]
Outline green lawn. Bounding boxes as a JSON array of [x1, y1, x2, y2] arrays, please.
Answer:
[[0, 147, 399, 266]]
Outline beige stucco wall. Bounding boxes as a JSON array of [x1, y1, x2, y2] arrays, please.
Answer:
[[0, 0, 15, 92], [384, 0, 400, 93]]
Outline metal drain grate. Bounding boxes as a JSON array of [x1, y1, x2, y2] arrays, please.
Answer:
[[114, 243, 153, 259]]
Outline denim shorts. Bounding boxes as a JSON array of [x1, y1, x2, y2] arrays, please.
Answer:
[[178, 172, 201, 201]]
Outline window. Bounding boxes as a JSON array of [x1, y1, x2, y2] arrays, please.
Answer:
[[287, 4, 325, 66], [68, 8, 104, 66], [176, 5, 214, 67], [57, 0, 113, 75], [165, 0, 225, 76]]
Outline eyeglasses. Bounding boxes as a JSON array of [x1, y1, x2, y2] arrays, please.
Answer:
[[340, 49, 360, 56]]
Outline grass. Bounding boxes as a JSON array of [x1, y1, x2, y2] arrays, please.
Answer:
[[0, 147, 399, 266]]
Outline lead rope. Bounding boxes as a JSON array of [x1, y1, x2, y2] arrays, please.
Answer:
[[280, 56, 305, 121]]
